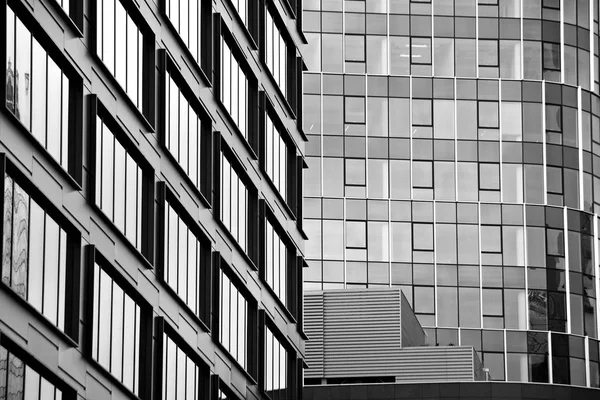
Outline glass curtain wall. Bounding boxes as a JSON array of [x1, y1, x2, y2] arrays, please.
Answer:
[[304, 0, 600, 387]]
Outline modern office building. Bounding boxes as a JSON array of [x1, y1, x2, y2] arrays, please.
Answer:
[[303, 0, 600, 389], [0, 0, 307, 399]]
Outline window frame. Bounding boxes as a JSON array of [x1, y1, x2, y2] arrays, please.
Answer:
[[91, 0, 156, 130], [259, 93, 298, 218], [84, 245, 153, 400], [259, 311, 299, 400], [0, 154, 82, 345], [159, 50, 213, 207], [214, 14, 260, 157], [89, 96, 155, 267], [2, 0, 84, 187], [48, 0, 85, 34], [154, 317, 211, 400], [211, 376, 243, 400], [0, 332, 78, 400], [222, 0, 259, 47], [156, 182, 212, 331], [212, 253, 259, 382], [260, 0, 298, 116], [259, 200, 298, 322], [160, 0, 213, 85], [214, 133, 259, 268]]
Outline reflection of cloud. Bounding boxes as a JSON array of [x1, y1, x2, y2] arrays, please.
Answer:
[[528, 290, 547, 328]]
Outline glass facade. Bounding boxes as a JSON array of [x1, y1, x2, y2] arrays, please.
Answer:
[[304, 0, 600, 388], [1, 0, 305, 398]]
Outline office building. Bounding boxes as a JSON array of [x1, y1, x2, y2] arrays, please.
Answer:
[[303, 0, 600, 388], [0, 0, 307, 398]]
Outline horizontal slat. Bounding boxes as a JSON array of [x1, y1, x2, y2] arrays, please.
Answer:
[[305, 289, 481, 382]]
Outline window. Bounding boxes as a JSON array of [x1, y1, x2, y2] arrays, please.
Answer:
[[219, 150, 249, 253], [0, 341, 75, 400], [1, 160, 79, 340], [264, 324, 289, 399], [95, 111, 143, 244], [5, 5, 82, 179], [164, 0, 210, 74], [218, 263, 252, 371], [265, 216, 289, 306], [95, 0, 152, 118], [158, 320, 210, 400], [163, 63, 212, 199], [89, 252, 150, 397], [265, 110, 290, 202], [220, 35, 251, 142], [265, 4, 288, 98], [92, 99, 153, 259], [161, 190, 211, 324]]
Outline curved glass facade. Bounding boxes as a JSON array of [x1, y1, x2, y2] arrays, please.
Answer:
[[303, 0, 600, 387]]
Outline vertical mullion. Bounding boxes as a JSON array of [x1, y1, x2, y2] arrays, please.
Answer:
[[40, 213, 47, 314], [55, 227, 61, 326], [133, 304, 139, 394], [176, 216, 180, 294], [108, 280, 114, 373], [124, 153, 128, 237], [45, 55, 49, 149], [177, 88, 181, 165], [125, 15, 129, 95], [120, 290, 126, 382], [112, 136, 116, 222], [59, 73, 64, 164], [29, 35, 33, 130], [113, 0, 117, 75], [99, 0, 104, 59], [24, 195, 31, 302]]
